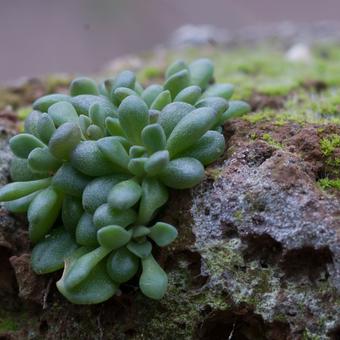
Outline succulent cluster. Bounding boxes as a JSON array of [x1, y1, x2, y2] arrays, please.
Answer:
[[0, 59, 249, 304]]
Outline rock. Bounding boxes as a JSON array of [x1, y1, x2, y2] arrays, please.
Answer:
[[285, 43, 312, 63], [9, 254, 46, 305]]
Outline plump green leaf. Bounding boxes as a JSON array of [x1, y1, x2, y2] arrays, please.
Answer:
[[127, 240, 152, 259], [189, 58, 214, 89], [4, 191, 40, 213], [129, 145, 146, 158], [32, 227, 78, 274], [97, 225, 132, 249], [82, 175, 128, 213], [112, 87, 137, 106], [57, 253, 118, 305], [196, 96, 228, 124], [97, 137, 130, 170], [149, 222, 178, 247], [9, 133, 45, 158], [70, 77, 99, 96], [106, 247, 139, 283], [144, 150, 169, 176], [139, 254, 168, 300], [202, 83, 234, 100], [48, 101, 79, 127], [165, 60, 188, 79], [28, 186, 63, 243], [37, 113, 56, 143], [141, 84, 163, 107], [113, 70, 136, 91], [163, 70, 190, 97], [88, 103, 106, 129], [166, 107, 216, 157], [28, 147, 61, 173], [219, 100, 251, 124], [62, 195, 84, 233], [86, 124, 104, 140], [132, 226, 150, 238], [150, 90, 171, 110], [71, 141, 119, 176], [118, 95, 149, 145], [71, 95, 116, 117], [76, 212, 98, 247], [105, 117, 126, 137], [128, 157, 148, 177], [0, 177, 51, 202], [108, 179, 142, 210], [159, 157, 205, 189], [158, 102, 194, 137], [48, 122, 82, 161], [62, 246, 112, 290], [24, 111, 42, 137], [93, 204, 137, 229], [141, 124, 166, 154], [33, 94, 71, 112], [9, 157, 46, 181], [78, 114, 91, 135], [174, 85, 201, 104], [52, 164, 91, 197], [138, 178, 168, 224], [178, 130, 225, 165]]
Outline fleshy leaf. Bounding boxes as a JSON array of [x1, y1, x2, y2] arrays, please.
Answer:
[[159, 157, 205, 189], [138, 178, 168, 224], [4, 191, 40, 213], [144, 150, 169, 176], [106, 247, 139, 283], [93, 204, 137, 229], [219, 100, 251, 124], [141, 84, 163, 107], [52, 164, 91, 197], [108, 179, 142, 210], [48, 101, 79, 127], [33, 94, 71, 112], [150, 90, 171, 110], [174, 85, 202, 104], [28, 186, 63, 243], [70, 77, 99, 96], [82, 175, 128, 213], [28, 147, 61, 173], [166, 107, 216, 157], [178, 130, 225, 165], [127, 240, 152, 259], [37, 113, 56, 143], [32, 227, 78, 274], [76, 212, 99, 247], [118, 95, 149, 145], [163, 69, 190, 97], [141, 124, 166, 154], [139, 254, 168, 300], [0, 178, 51, 202], [97, 225, 132, 249], [158, 102, 194, 137], [165, 60, 188, 79], [189, 58, 214, 90], [202, 83, 234, 100], [9, 133, 45, 159], [48, 122, 82, 161], [62, 195, 84, 234], [149, 222, 178, 247]]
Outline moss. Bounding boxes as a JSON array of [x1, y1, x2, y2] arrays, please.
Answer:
[[320, 134, 340, 157], [17, 106, 32, 120], [261, 133, 283, 149], [318, 178, 340, 190], [0, 317, 18, 332]]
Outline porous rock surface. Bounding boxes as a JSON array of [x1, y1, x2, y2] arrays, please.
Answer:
[[0, 107, 339, 339]]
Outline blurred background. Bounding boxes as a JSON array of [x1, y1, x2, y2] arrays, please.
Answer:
[[1, 0, 340, 84]]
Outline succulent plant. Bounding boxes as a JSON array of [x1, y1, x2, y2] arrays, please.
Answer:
[[0, 58, 250, 304]]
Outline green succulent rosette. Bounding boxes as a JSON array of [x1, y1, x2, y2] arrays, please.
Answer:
[[0, 59, 250, 304]]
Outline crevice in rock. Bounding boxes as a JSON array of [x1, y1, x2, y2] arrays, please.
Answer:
[[195, 308, 290, 340], [221, 220, 239, 239], [242, 234, 283, 267], [328, 324, 340, 340], [280, 246, 333, 280]]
